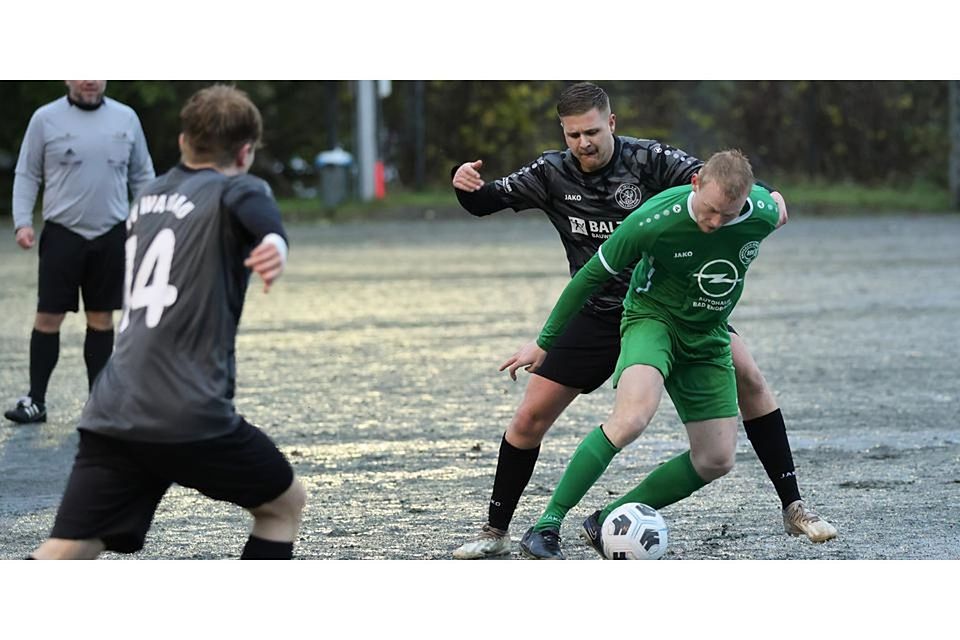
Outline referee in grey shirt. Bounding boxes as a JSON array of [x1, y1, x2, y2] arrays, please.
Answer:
[[5, 81, 155, 424]]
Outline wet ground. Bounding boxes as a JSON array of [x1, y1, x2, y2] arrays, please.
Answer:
[[1, 213, 958, 559]]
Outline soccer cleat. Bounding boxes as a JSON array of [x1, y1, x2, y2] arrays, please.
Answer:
[[4, 396, 46, 424], [452, 524, 512, 559], [579, 510, 605, 558], [520, 527, 565, 560], [783, 500, 837, 543]]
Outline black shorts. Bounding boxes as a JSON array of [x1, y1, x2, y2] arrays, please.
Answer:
[[534, 307, 622, 394], [49, 418, 294, 554], [37, 220, 126, 313]]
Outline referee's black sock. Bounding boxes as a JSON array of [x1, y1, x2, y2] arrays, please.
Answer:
[[744, 409, 802, 509], [240, 535, 294, 560], [84, 327, 114, 391], [28, 329, 59, 405], [488, 435, 540, 532]]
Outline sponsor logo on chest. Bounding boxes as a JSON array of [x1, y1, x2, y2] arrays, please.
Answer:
[[689, 259, 742, 312], [568, 216, 622, 238]]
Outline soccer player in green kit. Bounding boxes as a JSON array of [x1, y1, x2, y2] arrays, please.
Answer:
[[518, 149, 790, 559], [453, 83, 834, 560]]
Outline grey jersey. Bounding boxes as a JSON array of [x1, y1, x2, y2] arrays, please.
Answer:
[[78, 166, 285, 443], [12, 96, 155, 239], [459, 136, 702, 315]]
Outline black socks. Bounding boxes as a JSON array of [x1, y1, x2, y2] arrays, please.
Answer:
[[488, 435, 540, 531], [744, 409, 802, 508], [28, 329, 59, 405], [83, 327, 114, 390], [240, 535, 294, 559]]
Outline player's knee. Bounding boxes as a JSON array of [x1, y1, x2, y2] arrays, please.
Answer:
[[285, 479, 307, 518], [692, 450, 735, 481], [32, 538, 103, 560], [734, 363, 768, 399], [85, 311, 113, 331], [508, 405, 554, 443], [256, 479, 307, 522], [604, 411, 651, 446], [34, 313, 66, 333]]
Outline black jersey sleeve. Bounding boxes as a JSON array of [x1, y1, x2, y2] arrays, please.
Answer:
[[222, 174, 287, 245], [634, 141, 702, 191], [453, 180, 513, 217], [451, 157, 551, 217], [491, 156, 551, 212]]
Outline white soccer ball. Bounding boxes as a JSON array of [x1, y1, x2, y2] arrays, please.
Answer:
[[601, 502, 669, 560]]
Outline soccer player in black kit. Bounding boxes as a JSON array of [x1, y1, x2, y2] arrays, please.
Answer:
[[452, 82, 836, 559], [29, 85, 307, 560]]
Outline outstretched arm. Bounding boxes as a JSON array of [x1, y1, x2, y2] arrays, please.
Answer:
[[244, 234, 287, 293], [451, 159, 511, 216], [225, 177, 289, 293]]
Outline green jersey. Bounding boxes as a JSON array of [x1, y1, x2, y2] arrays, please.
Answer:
[[537, 184, 779, 349]]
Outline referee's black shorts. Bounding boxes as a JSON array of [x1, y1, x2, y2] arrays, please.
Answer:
[[37, 220, 126, 313], [534, 307, 622, 394], [49, 418, 294, 554]]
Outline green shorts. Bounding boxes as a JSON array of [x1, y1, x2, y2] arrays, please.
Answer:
[[612, 310, 737, 423]]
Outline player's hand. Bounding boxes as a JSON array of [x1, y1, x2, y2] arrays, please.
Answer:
[[15, 226, 35, 249], [452, 160, 485, 192], [499, 341, 547, 381], [770, 191, 789, 229], [244, 240, 284, 293]]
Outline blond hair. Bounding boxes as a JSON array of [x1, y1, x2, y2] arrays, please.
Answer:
[[699, 149, 754, 200]]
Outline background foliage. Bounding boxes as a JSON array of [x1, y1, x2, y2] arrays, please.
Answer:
[[0, 80, 953, 214]]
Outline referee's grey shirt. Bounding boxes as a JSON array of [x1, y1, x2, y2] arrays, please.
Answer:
[[12, 95, 155, 239]]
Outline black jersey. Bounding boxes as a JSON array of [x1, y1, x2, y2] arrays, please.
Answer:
[[455, 136, 702, 315], [77, 165, 286, 443]]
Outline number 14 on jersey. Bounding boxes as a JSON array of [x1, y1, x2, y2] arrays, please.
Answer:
[[118, 229, 179, 332]]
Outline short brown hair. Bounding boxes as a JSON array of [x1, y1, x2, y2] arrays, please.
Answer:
[[698, 149, 755, 200], [180, 85, 263, 166], [556, 82, 610, 118]]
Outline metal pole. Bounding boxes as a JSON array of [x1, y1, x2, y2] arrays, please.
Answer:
[[414, 80, 425, 191], [356, 80, 377, 202], [949, 81, 960, 211]]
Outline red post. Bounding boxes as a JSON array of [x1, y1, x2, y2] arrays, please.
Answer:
[[374, 161, 386, 199]]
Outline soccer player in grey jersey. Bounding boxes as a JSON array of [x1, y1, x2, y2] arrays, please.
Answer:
[[5, 81, 155, 424], [451, 82, 835, 559], [30, 85, 306, 560]]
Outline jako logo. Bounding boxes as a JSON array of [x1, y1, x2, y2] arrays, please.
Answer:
[[674, 251, 693, 259], [569, 217, 588, 235], [565, 194, 582, 201]]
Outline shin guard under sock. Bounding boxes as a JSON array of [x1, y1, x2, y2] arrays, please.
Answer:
[[28, 329, 59, 405], [600, 450, 707, 522], [83, 327, 114, 391], [534, 426, 620, 531], [744, 409, 801, 508], [488, 435, 540, 531]]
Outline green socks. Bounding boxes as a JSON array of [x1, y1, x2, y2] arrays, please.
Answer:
[[534, 427, 620, 531], [599, 450, 707, 522]]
